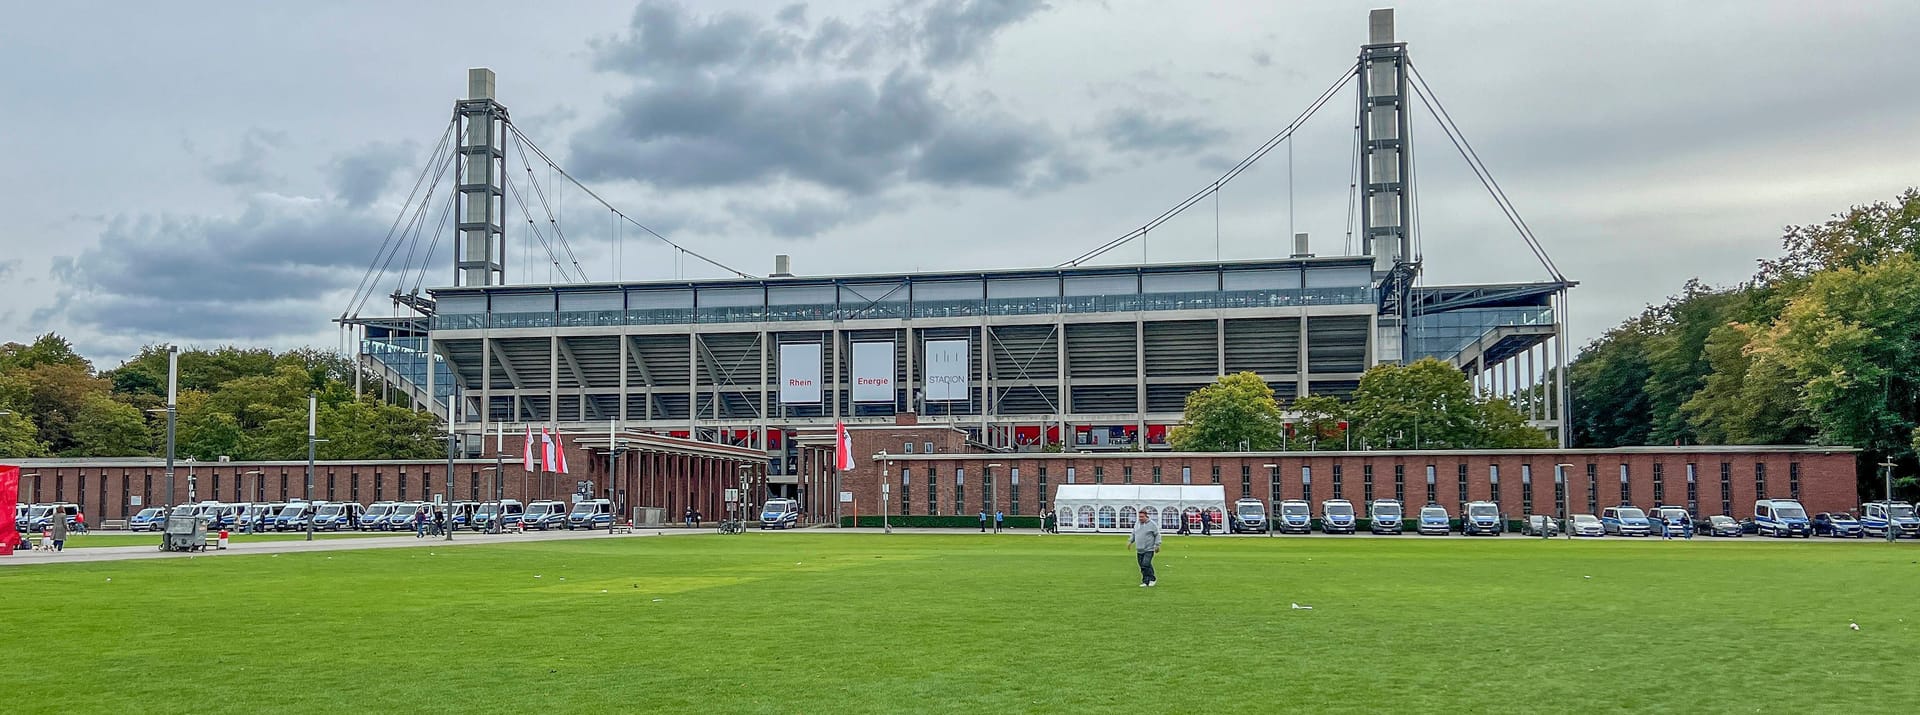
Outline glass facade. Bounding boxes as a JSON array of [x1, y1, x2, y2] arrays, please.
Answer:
[[1408, 306, 1555, 361]]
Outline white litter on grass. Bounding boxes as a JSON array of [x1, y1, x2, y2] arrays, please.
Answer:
[[105, 578, 111, 582], [1583, 575, 1591, 579], [601, 590, 608, 593], [1849, 622, 1860, 631], [535, 575, 542, 579], [1290, 603, 1313, 610], [652, 598, 664, 602]]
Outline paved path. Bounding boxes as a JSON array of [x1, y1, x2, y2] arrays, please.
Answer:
[[0, 526, 724, 567]]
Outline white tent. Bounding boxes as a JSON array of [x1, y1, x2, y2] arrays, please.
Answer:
[[1053, 484, 1228, 534]]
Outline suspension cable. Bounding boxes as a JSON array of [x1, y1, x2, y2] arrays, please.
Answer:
[[344, 119, 456, 318]]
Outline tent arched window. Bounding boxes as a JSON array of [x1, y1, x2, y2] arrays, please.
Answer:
[[1183, 506, 1202, 527], [1077, 506, 1095, 528], [1205, 506, 1224, 526], [1096, 506, 1118, 529], [1160, 507, 1180, 529], [1119, 506, 1137, 528]]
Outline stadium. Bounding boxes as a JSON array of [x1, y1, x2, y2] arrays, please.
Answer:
[[348, 10, 1572, 485]]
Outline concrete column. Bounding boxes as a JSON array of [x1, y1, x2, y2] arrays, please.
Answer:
[[832, 327, 843, 421], [1134, 319, 1146, 436], [688, 332, 700, 433], [618, 333, 629, 428], [904, 325, 916, 415], [1056, 318, 1069, 444], [758, 330, 769, 459], [1297, 316, 1311, 399]]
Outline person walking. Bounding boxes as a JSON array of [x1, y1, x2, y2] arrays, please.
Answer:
[[1041, 509, 1054, 534], [994, 510, 1004, 533], [1201, 510, 1214, 536], [413, 508, 427, 538], [74, 512, 87, 534], [433, 510, 447, 537], [50, 514, 69, 552], [1128, 506, 1161, 587], [978, 510, 988, 532]]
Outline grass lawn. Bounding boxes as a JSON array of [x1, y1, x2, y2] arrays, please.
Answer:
[[46, 532, 396, 549], [4, 534, 1916, 713]]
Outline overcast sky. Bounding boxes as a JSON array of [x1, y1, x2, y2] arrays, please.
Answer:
[[5, 0, 1917, 366]]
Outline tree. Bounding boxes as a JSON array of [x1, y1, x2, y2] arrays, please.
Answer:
[[0, 333, 92, 373], [1766, 253, 1920, 459], [1757, 188, 1920, 282], [1290, 394, 1348, 450], [0, 407, 47, 458], [63, 392, 149, 457], [1567, 315, 1657, 447], [1349, 358, 1553, 449], [0, 363, 112, 455], [1169, 372, 1285, 452], [317, 398, 445, 460]]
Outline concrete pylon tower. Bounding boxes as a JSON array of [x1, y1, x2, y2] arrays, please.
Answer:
[[1358, 9, 1418, 363], [455, 68, 507, 287]]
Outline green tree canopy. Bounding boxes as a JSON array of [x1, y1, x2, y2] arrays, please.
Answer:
[[1289, 394, 1349, 450], [1349, 358, 1551, 449], [1169, 372, 1285, 452]]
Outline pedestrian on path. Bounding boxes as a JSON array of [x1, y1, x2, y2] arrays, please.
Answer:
[[50, 515, 69, 552], [979, 510, 988, 532], [413, 509, 427, 538], [75, 512, 87, 534], [1202, 510, 1214, 536], [1128, 507, 1160, 587], [994, 510, 1004, 533]]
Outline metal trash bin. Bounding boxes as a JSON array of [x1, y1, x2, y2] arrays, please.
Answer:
[[160, 514, 207, 552]]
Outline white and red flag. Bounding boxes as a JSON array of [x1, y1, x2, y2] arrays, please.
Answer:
[[522, 426, 536, 470], [834, 421, 854, 471], [554, 430, 570, 474], [541, 428, 558, 473]]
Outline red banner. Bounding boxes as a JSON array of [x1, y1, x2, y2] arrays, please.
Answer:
[[0, 465, 19, 556]]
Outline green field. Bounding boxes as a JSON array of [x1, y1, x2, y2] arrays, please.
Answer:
[[5, 534, 1915, 713], [39, 532, 395, 549]]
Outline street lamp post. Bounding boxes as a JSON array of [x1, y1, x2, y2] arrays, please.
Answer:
[[1556, 463, 1575, 540], [873, 452, 891, 534], [1880, 459, 1898, 544], [240, 470, 263, 533], [304, 394, 332, 542], [1262, 463, 1279, 537], [165, 347, 178, 508], [185, 457, 197, 504]]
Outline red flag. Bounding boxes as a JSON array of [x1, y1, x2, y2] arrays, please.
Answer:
[[1337, 420, 1349, 430], [0, 465, 19, 556], [834, 421, 854, 471], [522, 426, 535, 471], [555, 431, 570, 475]]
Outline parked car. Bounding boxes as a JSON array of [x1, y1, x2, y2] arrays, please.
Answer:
[[1811, 512, 1863, 538], [1368, 499, 1404, 535], [1274, 500, 1313, 534], [566, 499, 614, 530], [274, 501, 319, 531], [385, 502, 426, 531], [1752, 499, 1812, 538], [470, 499, 525, 531], [1569, 514, 1604, 537], [1229, 498, 1268, 534], [1600, 506, 1652, 537], [311, 502, 365, 531], [1650, 505, 1693, 538], [1462, 501, 1502, 536], [1416, 504, 1451, 535], [1520, 514, 1560, 537], [1699, 514, 1743, 537], [1320, 499, 1357, 534], [359, 501, 395, 530], [523, 500, 568, 530], [128, 507, 169, 532], [1858, 501, 1919, 539], [760, 498, 801, 529]]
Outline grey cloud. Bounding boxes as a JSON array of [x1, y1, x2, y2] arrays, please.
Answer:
[[917, 0, 1048, 68], [572, 0, 1079, 238], [42, 192, 389, 341], [1251, 50, 1272, 67], [328, 141, 416, 209], [776, 3, 807, 27], [1101, 109, 1229, 155], [726, 196, 864, 239], [0, 259, 17, 281], [206, 129, 287, 187]]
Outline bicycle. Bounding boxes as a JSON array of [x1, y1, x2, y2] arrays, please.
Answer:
[[718, 519, 745, 534]]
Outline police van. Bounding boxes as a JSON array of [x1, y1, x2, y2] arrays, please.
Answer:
[[1859, 501, 1918, 539], [759, 498, 801, 529], [1751, 499, 1811, 538]]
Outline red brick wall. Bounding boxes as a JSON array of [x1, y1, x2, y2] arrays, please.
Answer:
[[829, 430, 1858, 520]]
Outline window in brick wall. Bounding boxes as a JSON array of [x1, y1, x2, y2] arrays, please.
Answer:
[[78, 475, 86, 512], [1094, 466, 1104, 484], [1181, 466, 1192, 485], [1152, 466, 1162, 484], [351, 473, 360, 503], [120, 475, 129, 517], [1302, 466, 1313, 504], [1241, 465, 1252, 498], [981, 468, 991, 513], [1123, 466, 1133, 485], [1037, 467, 1047, 511], [1065, 466, 1075, 484], [55, 474, 63, 502], [900, 468, 911, 515], [1719, 462, 1732, 516], [1330, 465, 1342, 500], [329, 473, 338, 501], [143, 474, 151, 507], [1686, 463, 1698, 513], [33, 474, 41, 502], [1211, 465, 1220, 485], [1489, 465, 1501, 505], [1363, 465, 1375, 503], [904, 441, 914, 454], [1520, 465, 1533, 515], [470, 472, 479, 502], [1652, 463, 1664, 505], [1457, 464, 1469, 509], [1755, 462, 1767, 500], [927, 467, 938, 516], [397, 473, 406, 501], [1619, 464, 1631, 505], [1394, 465, 1405, 503], [924, 441, 935, 454], [281, 474, 290, 501], [375, 473, 384, 501], [1268, 465, 1280, 505], [1586, 464, 1598, 514], [1010, 468, 1020, 515], [1789, 462, 1800, 500], [955, 468, 966, 516], [1424, 465, 1436, 505]]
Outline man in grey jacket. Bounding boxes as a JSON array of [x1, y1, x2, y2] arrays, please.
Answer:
[[1128, 511, 1161, 587]]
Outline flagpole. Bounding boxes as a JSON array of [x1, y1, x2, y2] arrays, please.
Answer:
[[608, 418, 618, 535]]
